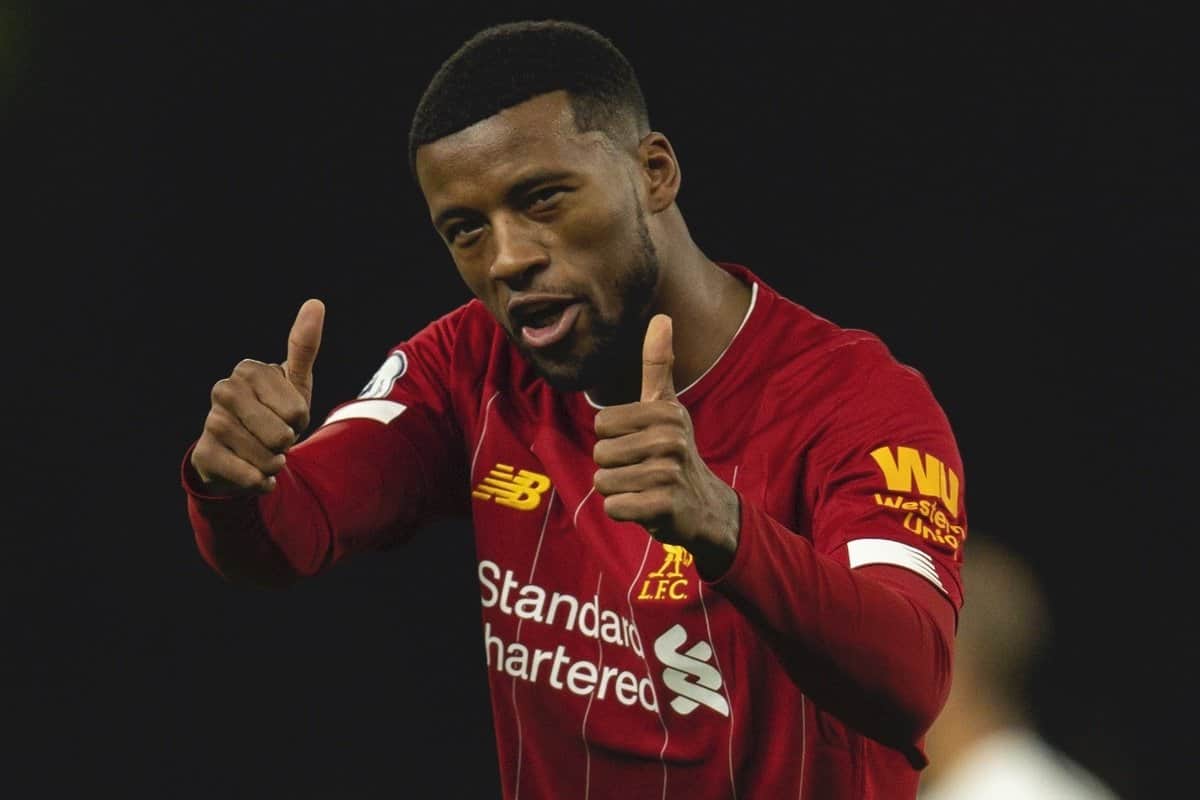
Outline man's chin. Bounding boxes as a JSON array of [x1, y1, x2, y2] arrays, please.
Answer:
[[503, 324, 577, 384], [525, 353, 590, 392], [511, 321, 636, 395], [518, 339, 614, 392]]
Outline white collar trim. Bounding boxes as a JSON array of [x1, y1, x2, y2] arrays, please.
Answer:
[[584, 281, 759, 410]]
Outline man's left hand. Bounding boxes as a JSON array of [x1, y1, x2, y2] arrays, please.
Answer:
[[592, 314, 741, 579]]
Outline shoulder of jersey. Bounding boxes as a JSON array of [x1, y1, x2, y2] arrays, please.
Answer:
[[761, 290, 893, 370]]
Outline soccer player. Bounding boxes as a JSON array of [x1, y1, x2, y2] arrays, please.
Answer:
[[181, 20, 967, 799]]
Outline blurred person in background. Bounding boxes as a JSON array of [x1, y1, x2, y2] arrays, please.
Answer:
[[918, 530, 1121, 799]]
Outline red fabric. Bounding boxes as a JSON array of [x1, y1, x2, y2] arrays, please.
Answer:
[[182, 263, 966, 799]]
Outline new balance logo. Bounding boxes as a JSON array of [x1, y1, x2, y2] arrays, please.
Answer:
[[653, 624, 729, 717], [472, 464, 552, 511]]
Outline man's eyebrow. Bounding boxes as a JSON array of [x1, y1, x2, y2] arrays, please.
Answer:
[[432, 170, 575, 231]]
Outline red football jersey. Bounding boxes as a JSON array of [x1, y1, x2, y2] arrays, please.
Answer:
[[183, 263, 967, 799]]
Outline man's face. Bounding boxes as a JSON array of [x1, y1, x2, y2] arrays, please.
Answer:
[[415, 91, 659, 391]]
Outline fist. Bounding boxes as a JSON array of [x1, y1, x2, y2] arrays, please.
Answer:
[[190, 298, 325, 495]]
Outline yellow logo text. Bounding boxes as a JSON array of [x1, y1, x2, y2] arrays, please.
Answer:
[[873, 495, 964, 551], [472, 464, 552, 511], [869, 446, 960, 518], [637, 544, 693, 601]]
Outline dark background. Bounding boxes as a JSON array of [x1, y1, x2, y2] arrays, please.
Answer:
[[7, 2, 1192, 797]]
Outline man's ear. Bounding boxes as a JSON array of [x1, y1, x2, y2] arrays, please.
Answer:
[[639, 132, 681, 213]]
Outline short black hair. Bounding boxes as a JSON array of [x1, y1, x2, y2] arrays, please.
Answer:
[[408, 20, 650, 177]]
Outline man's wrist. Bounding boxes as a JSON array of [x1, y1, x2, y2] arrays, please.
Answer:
[[691, 483, 741, 581]]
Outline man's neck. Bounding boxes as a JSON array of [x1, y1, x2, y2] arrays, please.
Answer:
[[586, 255, 752, 407]]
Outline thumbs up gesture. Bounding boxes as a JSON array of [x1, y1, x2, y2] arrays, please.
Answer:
[[593, 315, 741, 578], [191, 299, 326, 495]]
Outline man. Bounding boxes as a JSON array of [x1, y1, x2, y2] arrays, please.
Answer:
[[918, 532, 1122, 799], [181, 19, 967, 799]]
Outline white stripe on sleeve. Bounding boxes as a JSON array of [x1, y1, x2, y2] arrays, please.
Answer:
[[847, 538, 946, 593], [322, 399, 408, 426]]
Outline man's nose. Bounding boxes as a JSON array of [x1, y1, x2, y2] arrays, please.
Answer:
[[489, 215, 548, 285]]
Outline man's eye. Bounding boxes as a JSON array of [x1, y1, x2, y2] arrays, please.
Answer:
[[527, 187, 564, 209], [446, 222, 483, 246]]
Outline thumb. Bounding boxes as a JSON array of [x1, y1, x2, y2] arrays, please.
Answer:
[[641, 314, 676, 402], [285, 298, 325, 404]]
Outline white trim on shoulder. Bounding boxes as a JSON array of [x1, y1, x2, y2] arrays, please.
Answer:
[[322, 399, 408, 426], [847, 538, 946, 593]]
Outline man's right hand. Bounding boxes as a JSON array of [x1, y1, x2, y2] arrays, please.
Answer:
[[190, 298, 326, 495]]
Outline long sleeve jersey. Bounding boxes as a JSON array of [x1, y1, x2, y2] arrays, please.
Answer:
[[182, 262, 967, 799]]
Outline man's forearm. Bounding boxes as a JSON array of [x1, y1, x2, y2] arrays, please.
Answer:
[[183, 447, 329, 588], [707, 495, 955, 757]]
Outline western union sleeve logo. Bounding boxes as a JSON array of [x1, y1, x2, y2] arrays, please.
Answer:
[[472, 464, 553, 511], [869, 446, 960, 518]]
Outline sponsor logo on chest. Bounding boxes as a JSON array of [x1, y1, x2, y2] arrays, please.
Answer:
[[654, 624, 730, 717], [478, 558, 731, 719]]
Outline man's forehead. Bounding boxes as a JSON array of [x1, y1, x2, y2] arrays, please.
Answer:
[[415, 92, 609, 192]]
